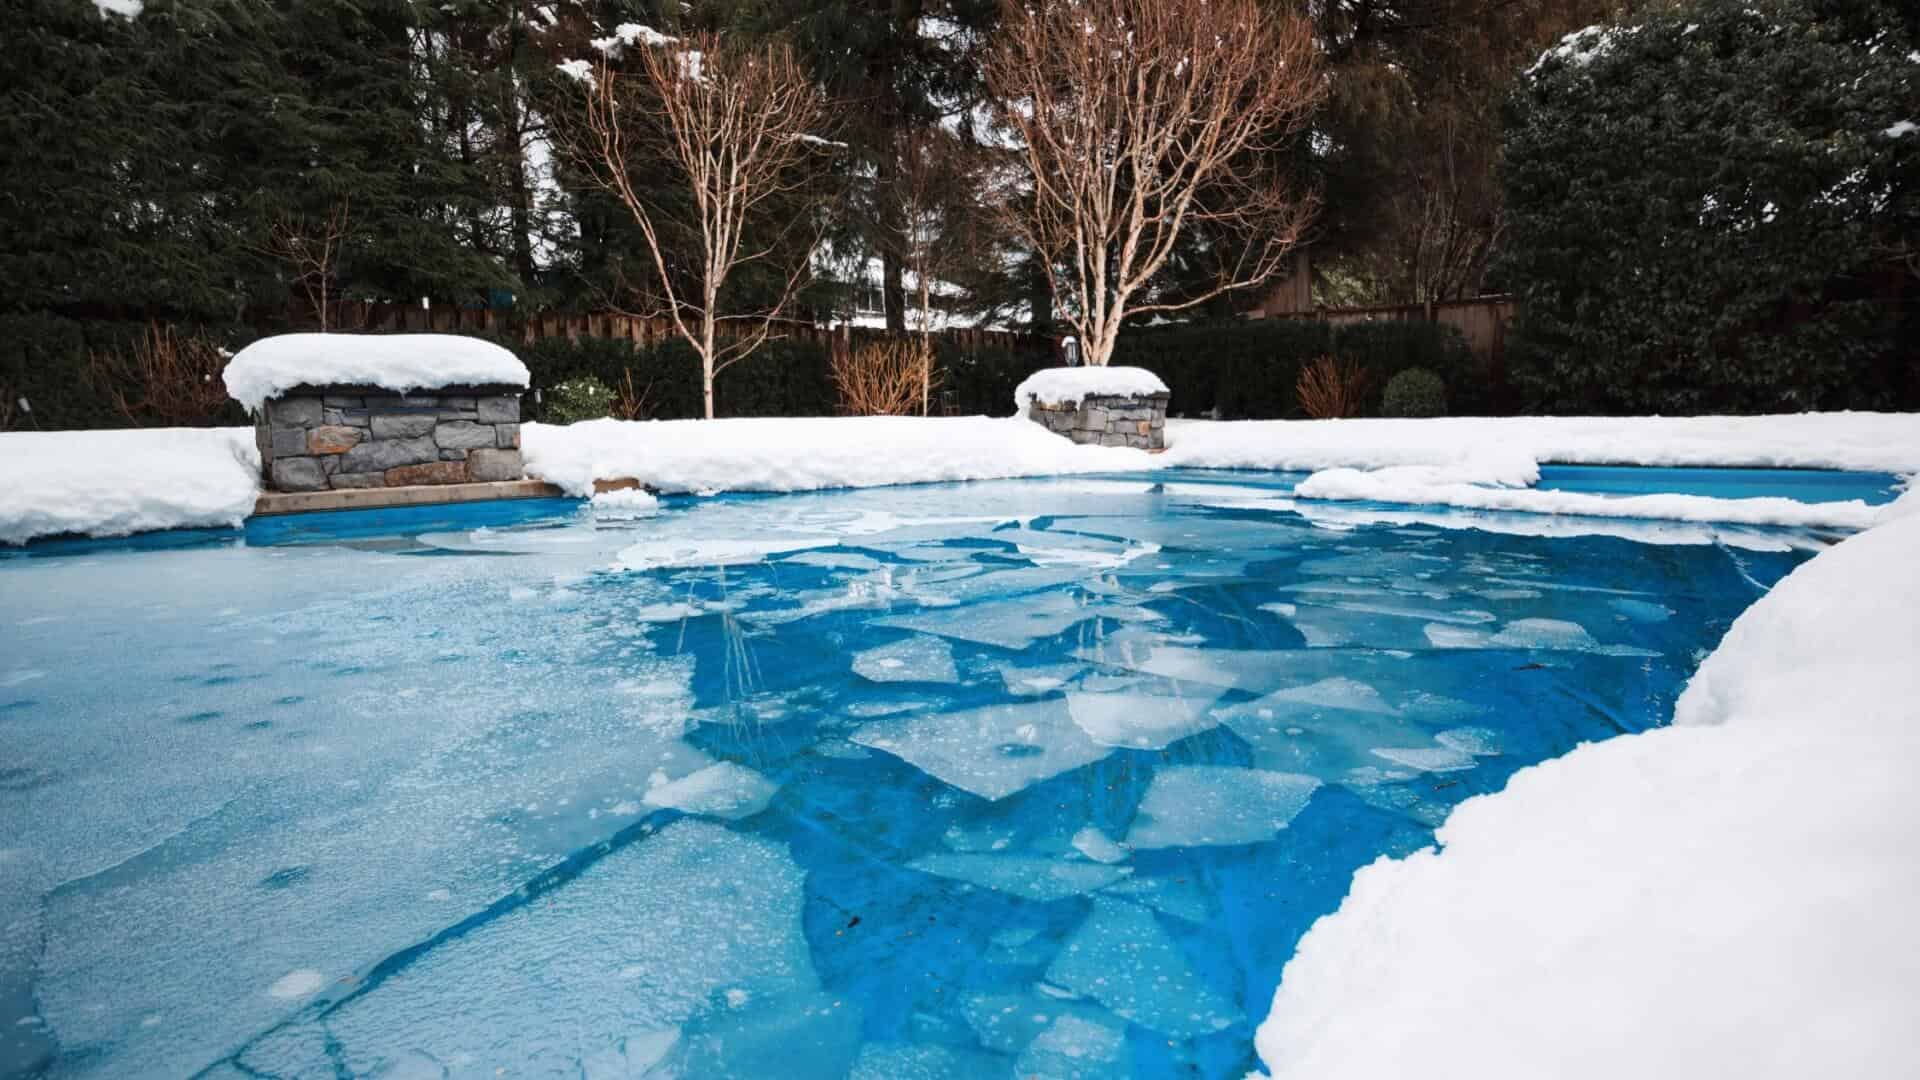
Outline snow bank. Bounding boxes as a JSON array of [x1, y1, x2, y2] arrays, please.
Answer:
[[1163, 412, 1920, 474], [221, 333, 529, 413], [1013, 367, 1169, 414], [521, 415, 1150, 498], [0, 428, 259, 545], [1253, 512, 1920, 1079], [1293, 467, 1889, 530]]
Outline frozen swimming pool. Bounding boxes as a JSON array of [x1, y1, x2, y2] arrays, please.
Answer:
[[0, 468, 1872, 1077]]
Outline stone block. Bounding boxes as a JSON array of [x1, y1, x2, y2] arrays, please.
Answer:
[[466, 448, 525, 482], [439, 449, 467, 461], [324, 408, 370, 427], [496, 423, 521, 449], [270, 427, 309, 457], [434, 420, 496, 450], [477, 396, 520, 423], [339, 436, 439, 473], [1083, 408, 1108, 429], [329, 472, 386, 490], [322, 395, 362, 408], [1136, 420, 1152, 436], [270, 456, 328, 492], [272, 397, 322, 427], [1098, 433, 1129, 447], [385, 460, 468, 486], [437, 409, 479, 420], [370, 414, 438, 439], [307, 425, 362, 454], [442, 396, 477, 410]]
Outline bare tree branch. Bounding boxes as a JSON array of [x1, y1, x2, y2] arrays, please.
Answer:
[[985, 0, 1324, 366], [558, 33, 833, 418]]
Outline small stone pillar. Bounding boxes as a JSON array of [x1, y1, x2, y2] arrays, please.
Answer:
[[255, 385, 525, 492], [1026, 392, 1170, 450]]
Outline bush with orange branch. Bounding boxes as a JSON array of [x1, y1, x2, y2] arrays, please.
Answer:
[[85, 323, 233, 427], [1295, 356, 1375, 419], [830, 337, 940, 416]]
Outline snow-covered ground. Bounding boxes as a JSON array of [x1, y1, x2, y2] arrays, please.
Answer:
[[0, 427, 259, 546], [1254, 500, 1920, 1079], [3, 411, 1917, 544]]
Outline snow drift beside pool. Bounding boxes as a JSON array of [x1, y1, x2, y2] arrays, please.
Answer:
[[1253, 507, 1920, 1079], [521, 415, 1150, 498], [221, 333, 529, 413], [0, 428, 259, 545]]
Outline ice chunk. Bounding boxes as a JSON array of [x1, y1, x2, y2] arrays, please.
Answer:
[[1125, 765, 1320, 849], [1045, 899, 1240, 1038], [1424, 622, 1493, 649], [589, 487, 660, 518], [851, 700, 1113, 801], [908, 853, 1128, 902], [781, 549, 885, 572], [999, 662, 1087, 696], [1099, 875, 1215, 923], [266, 969, 324, 1000], [1491, 618, 1662, 657], [1071, 826, 1130, 865], [849, 1042, 1011, 1080], [670, 990, 863, 1080], [1369, 746, 1477, 772], [853, 634, 960, 684], [644, 762, 779, 820], [1264, 676, 1398, 715], [1609, 598, 1673, 623], [1015, 1011, 1133, 1079], [1066, 690, 1220, 749], [616, 535, 831, 569], [1436, 726, 1503, 756]]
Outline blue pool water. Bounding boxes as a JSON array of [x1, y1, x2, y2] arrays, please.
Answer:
[[0, 470, 1826, 1078]]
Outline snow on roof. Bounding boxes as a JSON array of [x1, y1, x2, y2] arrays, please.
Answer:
[[1013, 366, 1169, 414], [1251, 504, 1920, 1079], [222, 333, 529, 413]]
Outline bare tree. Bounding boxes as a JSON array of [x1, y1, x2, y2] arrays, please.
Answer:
[[564, 32, 832, 419], [985, 0, 1324, 367], [889, 127, 983, 413], [263, 198, 352, 331]]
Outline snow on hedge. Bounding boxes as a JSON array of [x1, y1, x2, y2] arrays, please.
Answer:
[[1253, 510, 1920, 1080], [521, 415, 1150, 498], [1013, 366, 1169, 413], [221, 333, 529, 413], [0, 428, 259, 545], [1161, 412, 1920, 475]]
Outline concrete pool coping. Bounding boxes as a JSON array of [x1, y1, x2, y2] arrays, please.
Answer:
[[252, 477, 646, 516]]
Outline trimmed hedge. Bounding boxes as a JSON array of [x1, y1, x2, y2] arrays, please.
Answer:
[[4, 313, 1481, 428], [1381, 367, 1448, 418], [1112, 318, 1476, 418]]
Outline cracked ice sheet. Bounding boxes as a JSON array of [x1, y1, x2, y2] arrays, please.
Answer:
[[1214, 678, 1487, 783], [1045, 898, 1241, 1039], [233, 820, 816, 1076], [851, 700, 1114, 801], [1126, 765, 1321, 849], [7, 552, 702, 1078], [1424, 617, 1662, 657]]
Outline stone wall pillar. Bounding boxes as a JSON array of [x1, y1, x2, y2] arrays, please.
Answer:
[[1026, 392, 1170, 450], [255, 384, 525, 492]]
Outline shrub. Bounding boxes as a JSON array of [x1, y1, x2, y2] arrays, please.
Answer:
[[1295, 356, 1374, 419], [1381, 367, 1448, 417], [542, 377, 616, 424], [1500, 0, 1919, 413], [0, 313, 247, 430], [832, 337, 939, 416], [85, 322, 235, 427]]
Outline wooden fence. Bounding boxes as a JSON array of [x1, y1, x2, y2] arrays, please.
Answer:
[[306, 300, 1045, 354], [1256, 294, 1519, 364]]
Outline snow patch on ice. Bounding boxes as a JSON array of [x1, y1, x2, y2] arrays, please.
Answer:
[[266, 969, 324, 1000], [643, 762, 778, 819]]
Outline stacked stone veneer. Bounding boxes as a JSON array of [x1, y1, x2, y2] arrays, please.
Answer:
[[1026, 392, 1170, 450], [255, 384, 524, 492]]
